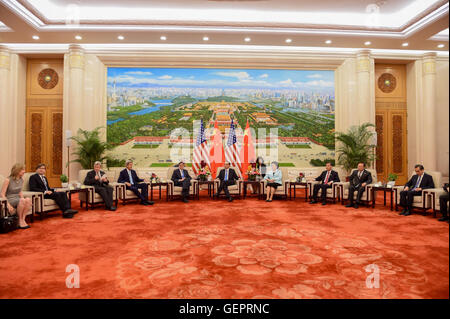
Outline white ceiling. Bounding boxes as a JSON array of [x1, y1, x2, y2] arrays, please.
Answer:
[[0, 0, 448, 51]]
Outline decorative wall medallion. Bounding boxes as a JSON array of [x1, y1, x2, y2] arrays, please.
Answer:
[[378, 73, 396, 93], [38, 68, 59, 89]]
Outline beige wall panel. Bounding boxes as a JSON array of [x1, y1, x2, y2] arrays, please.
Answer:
[[27, 59, 64, 98], [375, 64, 407, 102]]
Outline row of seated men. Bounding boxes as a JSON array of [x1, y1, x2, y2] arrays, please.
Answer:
[[1, 160, 449, 230], [66, 160, 450, 219]]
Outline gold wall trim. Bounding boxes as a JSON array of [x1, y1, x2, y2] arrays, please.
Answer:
[[375, 102, 407, 109], [26, 98, 63, 107]]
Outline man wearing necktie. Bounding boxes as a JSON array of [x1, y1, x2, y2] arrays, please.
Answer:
[[118, 160, 153, 206], [310, 162, 340, 205], [171, 161, 192, 203], [84, 161, 116, 211], [215, 162, 239, 202], [29, 163, 78, 218], [399, 164, 435, 216], [345, 162, 372, 209]]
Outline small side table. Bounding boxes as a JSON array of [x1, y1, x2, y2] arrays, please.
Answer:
[[197, 180, 215, 199], [67, 187, 90, 211], [243, 180, 261, 199], [150, 182, 169, 202], [289, 182, 309, 201], [371, 186, 394, 210]]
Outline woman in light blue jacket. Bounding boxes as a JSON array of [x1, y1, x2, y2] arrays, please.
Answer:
[[264, 161, 282, 202]]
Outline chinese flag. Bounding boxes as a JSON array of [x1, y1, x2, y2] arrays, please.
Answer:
[[239, 119, 256, 177], [209, 120, 225, 179]]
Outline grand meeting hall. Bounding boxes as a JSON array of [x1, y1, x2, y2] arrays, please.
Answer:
[[0, 0, 449, 304]]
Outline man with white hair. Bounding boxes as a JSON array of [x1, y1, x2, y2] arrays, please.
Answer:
[[118, 160, 153, 205], [84, 161, 117, 211]]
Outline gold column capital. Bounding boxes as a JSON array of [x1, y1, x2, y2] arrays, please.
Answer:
[[0, 45, 11, 70], [356, 49, 371, 73], [68, 44, 85, 69], [422, 52, 436, 75]]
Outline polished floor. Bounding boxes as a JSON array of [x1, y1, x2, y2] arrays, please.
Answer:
[[0, 190, 448, 299]]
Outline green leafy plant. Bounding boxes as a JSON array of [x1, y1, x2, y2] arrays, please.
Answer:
[[388, 173, 398, 181], [335, 122, 376, 175], [70, 127, 115, 169], [60, 174, 68, 183], [106, 158, 126, 168]]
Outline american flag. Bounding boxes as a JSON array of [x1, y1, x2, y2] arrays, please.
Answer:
[[225, 120, 242, 177], [192, 119, 210, 174]]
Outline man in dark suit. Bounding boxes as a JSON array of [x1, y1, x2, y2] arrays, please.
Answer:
[[438, 183, 449, 222], [345, 162, 372, 209], [171, 161, 192, 203], [84, 161, 117, 211], [29, 163, 78, 218], [399, 164, 435, 216], [214, 162, 239, 202], [118, 160, 153, 206], [310, 162, 340, 205]]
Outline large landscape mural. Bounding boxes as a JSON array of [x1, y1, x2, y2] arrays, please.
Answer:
[[106, 67, 335, 167]]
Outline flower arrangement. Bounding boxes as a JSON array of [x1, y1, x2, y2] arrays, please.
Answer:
[[296, 172, 305, 183], [150, 173, 160, 183], [198, 160, 211, 181], [247, 163, 261, 181]]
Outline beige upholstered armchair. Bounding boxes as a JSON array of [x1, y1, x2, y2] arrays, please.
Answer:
[[307, 180, 341, 204], [0, 195, 7, 216], [166, 166, 198, 200], [77, 169, 121, 209], [260, 167, 290, 200], [336, 168, 378, 206], [0, 173, 39, 222], [107, 169, 150, 205], [393, 170, 442, 214], [22, 172, 70, 219], [424, 185, 448, 217], [214, 166, 243, 198]]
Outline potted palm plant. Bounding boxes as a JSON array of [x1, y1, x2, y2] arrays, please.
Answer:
[[335, 122, 377, 179], [70, 127, 116, 169]]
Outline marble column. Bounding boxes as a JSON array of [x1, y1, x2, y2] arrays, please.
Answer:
[[356, 50, 376, 168], [421, 52, 437, 171], [356, 49, 374, 125], [64, 44, 86, 181], [0, 45, 11, 176]]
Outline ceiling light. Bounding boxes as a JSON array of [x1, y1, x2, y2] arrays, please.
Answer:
[[402, 42, 409, 47], [285, 38, 292, 43], [437, 44, 445, 48], [32, 35, 39, 40], [203, 36, 209, 41], [364, 41, 371, 46], [244, 37, 251, 42], [117, 35, 124, 40], [325, 40, 332, 44], [160, 36, 167, 40], [75, 35, 82, 40]]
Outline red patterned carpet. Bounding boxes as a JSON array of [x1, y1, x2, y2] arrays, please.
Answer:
[[0, 190, 448, 299]]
